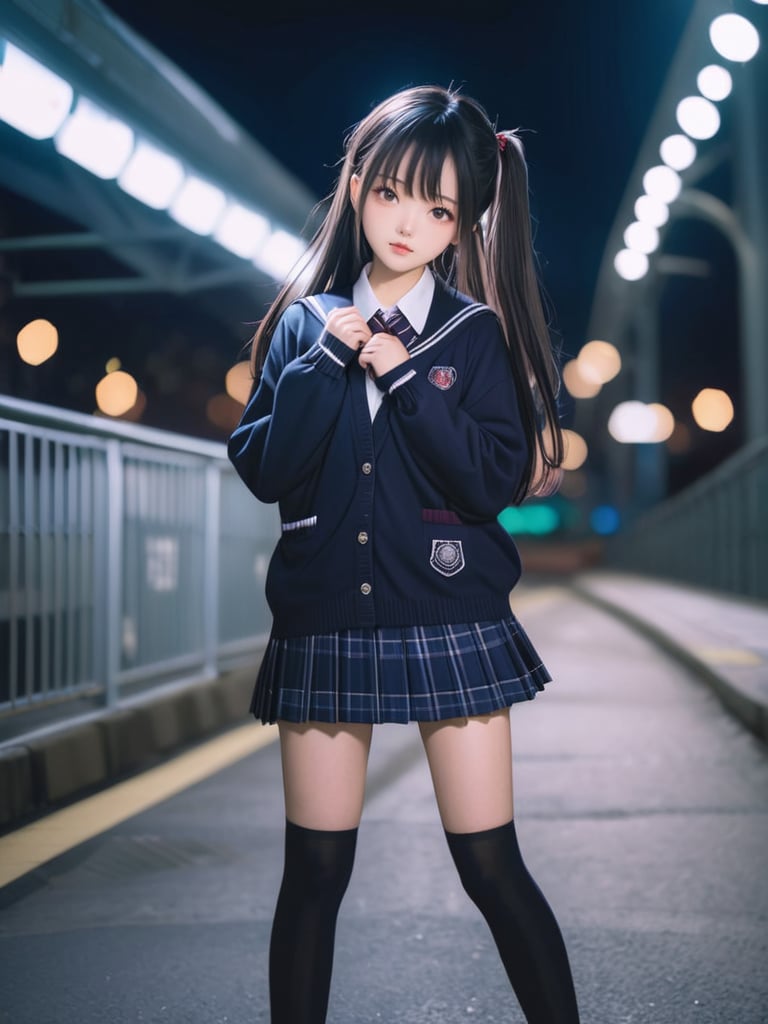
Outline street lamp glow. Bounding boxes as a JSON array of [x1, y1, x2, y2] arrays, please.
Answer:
[[578, 340, 621, 383], [614, 248, 649, 281], [561, 429, 588, 470], [225, 361, 253, 405], [691, 388, 734, 431], [0, 43, 73, 139], [54, 97, 134, 179], [635, 194, 669, 228], [118, 140, 185, 209], [676, 96, 721, 140], [659, 134, 697, 172], [214, 203, 270, 259], [709, 13, 760, 62], [562, 358, 602, 399], [169, 176, 227, 235], [624, 221, 660, 255], [95, 369, 138, 417], [642, 165, 682, 203], [697, 64, 733, 101], [648, 403, 675, 442], [608, 401, 658, 443], [17, 318, 59, 365]]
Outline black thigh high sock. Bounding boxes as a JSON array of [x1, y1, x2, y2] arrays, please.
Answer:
[[269, 819, 358, 1024], [445, 819, 580, 1024]]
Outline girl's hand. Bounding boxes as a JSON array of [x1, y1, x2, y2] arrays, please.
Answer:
[[325, 306, 372, 351], [358, 332, 410, 378]]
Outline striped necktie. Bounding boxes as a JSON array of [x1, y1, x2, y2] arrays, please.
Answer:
[[368, 307, 419, 350]]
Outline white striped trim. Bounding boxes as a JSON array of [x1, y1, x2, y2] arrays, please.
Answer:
[[408, 304, 489, 358], [317, 340, 345, 366], [302, 295, 327, 322], [388, 369, 417, 394], [281, 515, 318, 532]]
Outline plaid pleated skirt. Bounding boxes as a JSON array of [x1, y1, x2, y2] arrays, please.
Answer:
[[250, 613, 552, 724]]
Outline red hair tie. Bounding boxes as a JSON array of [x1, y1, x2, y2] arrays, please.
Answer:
[[496, 132, 508, 152]]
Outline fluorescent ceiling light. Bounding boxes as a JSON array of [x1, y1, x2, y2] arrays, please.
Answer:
[[117, 139, 185, 209], [0, 42, 72, 139], [214, 203, 270, 258], [169, 176, 227, 235], [55, 96, 134, 178], [253, 230, 307, 279]]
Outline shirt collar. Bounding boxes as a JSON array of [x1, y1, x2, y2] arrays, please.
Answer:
[[352, 264, 435, 334]]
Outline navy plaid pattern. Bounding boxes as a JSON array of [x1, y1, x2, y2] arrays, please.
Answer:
[[250, 614, 552, 724]]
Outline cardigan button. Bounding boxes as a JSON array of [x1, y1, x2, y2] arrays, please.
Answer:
[[360, 582, 372, 596], [361, 461, 372, 474], [357, 531, 369, 544]]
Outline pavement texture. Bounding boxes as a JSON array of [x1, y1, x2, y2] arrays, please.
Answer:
[[1, 581, 767, 1023]]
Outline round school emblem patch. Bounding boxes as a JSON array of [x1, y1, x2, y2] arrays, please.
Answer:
[[428, 366, 457, 390], [430, 539, 465, 577]]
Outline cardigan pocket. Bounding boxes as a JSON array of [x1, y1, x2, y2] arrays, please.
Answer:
[[422, 509, 466, 578]]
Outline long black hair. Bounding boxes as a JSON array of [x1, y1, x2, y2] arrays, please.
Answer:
[[249, 84, 563, 501]]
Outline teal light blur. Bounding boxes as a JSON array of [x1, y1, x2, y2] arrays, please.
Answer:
[[498, 504, 560, 536]]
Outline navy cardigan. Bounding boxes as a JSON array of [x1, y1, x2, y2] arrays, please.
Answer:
[[227, 276, 529, 637]]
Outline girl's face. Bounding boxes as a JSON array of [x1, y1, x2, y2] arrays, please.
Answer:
[[350, 152, 460, 277]]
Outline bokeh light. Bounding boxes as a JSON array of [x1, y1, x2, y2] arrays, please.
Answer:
[[659, 134, 697, 172], [642, 165, 682, 203], [562, 358, 601, 399], [614, 248, 649, 281], [691, 388, 734, 432], [647, 403, 675, 442], [591, 505, 620, 535], [624, 221, 660, 255], [95, 369, 138, 416], [676, 96, 721, 140], [697, 64, 733, 101], [561, 429, 588, 471], [206, 392, 244, 433], [579, 340, 622, 384], [709, 13, 760, 63], [608, 401, 658, 443], [225, 361, 254, 405], [17, 318, 59, 365], [634, 194, 669, 228]]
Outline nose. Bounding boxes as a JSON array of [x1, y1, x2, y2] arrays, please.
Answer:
[[396, 204, 415, 237]]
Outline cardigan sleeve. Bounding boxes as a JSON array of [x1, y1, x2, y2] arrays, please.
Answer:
[[227, 304, 358, 502], [378, 313, 530, 520]]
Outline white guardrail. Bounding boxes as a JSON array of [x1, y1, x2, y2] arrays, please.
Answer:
[[0, 396, 277, 723]]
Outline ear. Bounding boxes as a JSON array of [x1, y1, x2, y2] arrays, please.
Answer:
[[349, 173, 361, 210]]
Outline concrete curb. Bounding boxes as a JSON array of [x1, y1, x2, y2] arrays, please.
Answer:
[[0, 665, 257, 831], [569, 575, 768, 745]]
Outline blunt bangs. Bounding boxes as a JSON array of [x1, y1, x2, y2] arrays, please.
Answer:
[[357, 113, 480, 230]]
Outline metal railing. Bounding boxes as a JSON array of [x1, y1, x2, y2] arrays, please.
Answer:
[[0, 396, 277, 721], [604, 436, 768, 601]]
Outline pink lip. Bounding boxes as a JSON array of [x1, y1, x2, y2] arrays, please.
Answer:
[[390, 242, 413, 254]]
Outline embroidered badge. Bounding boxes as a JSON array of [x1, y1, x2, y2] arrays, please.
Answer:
[[429, 539, 465, 577], [428, 366, 457, 390]]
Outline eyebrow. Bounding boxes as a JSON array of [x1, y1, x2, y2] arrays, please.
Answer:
[[377, 174, 458, 207]]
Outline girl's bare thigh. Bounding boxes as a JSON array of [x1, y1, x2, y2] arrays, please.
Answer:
[[418, 707, 515, 834], [277, 720, 374, 831]]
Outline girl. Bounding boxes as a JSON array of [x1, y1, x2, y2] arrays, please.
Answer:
[[228, 84, 579, 1023]]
